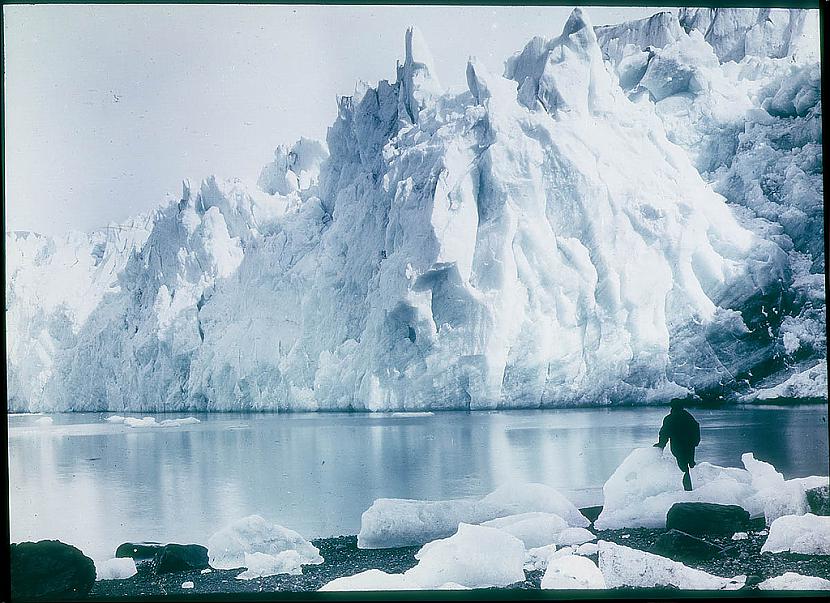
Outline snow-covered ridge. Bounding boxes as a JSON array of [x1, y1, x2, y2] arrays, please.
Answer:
[[5, 8, 824, 411]]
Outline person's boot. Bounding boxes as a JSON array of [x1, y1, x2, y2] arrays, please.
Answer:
[[683, 471, 693, 491]]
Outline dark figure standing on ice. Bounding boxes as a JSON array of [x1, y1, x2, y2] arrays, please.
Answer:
[[654, 400, 700, 491]]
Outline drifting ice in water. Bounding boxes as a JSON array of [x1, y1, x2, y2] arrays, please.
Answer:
[[5, 7, 824, 411]]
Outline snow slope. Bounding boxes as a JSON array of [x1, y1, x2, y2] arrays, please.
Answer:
[[5, 8, 823, 411]]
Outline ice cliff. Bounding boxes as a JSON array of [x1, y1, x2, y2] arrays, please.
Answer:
[[595, 7, 824, 398], [5, 8, 824, 411]]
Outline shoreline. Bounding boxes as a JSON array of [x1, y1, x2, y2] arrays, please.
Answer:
[[75, 514, 830, 599]]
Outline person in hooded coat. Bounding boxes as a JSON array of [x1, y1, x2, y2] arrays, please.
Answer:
[[654, 400, 701, 491]]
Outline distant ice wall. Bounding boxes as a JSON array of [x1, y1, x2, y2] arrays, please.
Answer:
[[6, 8, 824, 411]]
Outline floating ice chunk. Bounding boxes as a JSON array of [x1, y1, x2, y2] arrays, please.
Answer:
[[575, 542, 599, 556], [480, 483, 589, 528], [200, 568, 212, 574], [35, 416, 53, 426], [207, 515, 323, 570], [181, 581, 194, 589], [403, 523, 525, 589], [761, 514, 830, 555], [556, 527, 596, 547], [159, 417, 201, 427], [235, 551, 304, 580], [595, 447, 760, 529], [541, 555, 606, 589], [96, 557, 137, 581], [758, 572, 830, 590], [386, 412, 434, 418], [482, 512, 569, 548], [112, 415, 200, 428], [731, 532, 748, 541], [598, 541, 746, 589], [123, 417, 159, 428]]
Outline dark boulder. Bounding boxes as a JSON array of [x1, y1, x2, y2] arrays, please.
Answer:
[[651, 529, 724, 561], [666, 502, 751, 535], [115, 541, 164, 562], [153, 544, 209, 574], [806, 485, 830, 516], [11, 540, 96, 599]]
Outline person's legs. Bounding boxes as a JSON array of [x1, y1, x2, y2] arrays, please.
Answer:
[[673, 448, 693, 491]]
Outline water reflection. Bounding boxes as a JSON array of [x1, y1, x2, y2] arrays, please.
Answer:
[[8, 406, 829, 562]]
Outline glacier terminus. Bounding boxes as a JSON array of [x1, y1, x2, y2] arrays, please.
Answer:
[[5, 7, 825, 412]]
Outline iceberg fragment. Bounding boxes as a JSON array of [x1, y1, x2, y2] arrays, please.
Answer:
[[234, 551, 305, 580], [595, 447, 827, 529], [207, 515, 323, 571], [761, 513, 830, 555], [358, 482, 585, 548], [541, 554, 606, 589], [758, 572, 830, 590], [598, 541, 746, 589], [481, 512, 569, 548], [403, 523, 526, 589]]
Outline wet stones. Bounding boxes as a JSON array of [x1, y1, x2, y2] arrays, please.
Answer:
[[651, 529, 724, 561], [11, 540, 96, 599]]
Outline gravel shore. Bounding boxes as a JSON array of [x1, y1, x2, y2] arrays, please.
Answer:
[[84, 519, 830, 598]]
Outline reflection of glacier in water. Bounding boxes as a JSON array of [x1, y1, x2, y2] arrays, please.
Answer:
[[8, 405, 828, 563]]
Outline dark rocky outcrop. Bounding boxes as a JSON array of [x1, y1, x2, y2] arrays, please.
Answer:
[[11, 540, 96, 600], [666, 502, 751, 535], [651, 528, 724, 561], [806, 485, 830, 516], [116, 542, 209, 574], [153, 544, 209, 574], [115, 541, 164, 563]]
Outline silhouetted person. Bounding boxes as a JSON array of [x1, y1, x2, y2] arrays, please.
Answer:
[[654, 400, 700, 491]]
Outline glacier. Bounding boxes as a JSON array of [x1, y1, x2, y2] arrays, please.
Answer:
[[5, 8, 824, 412]]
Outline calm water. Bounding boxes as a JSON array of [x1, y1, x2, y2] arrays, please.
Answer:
[[8, 406, 829, 562]]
